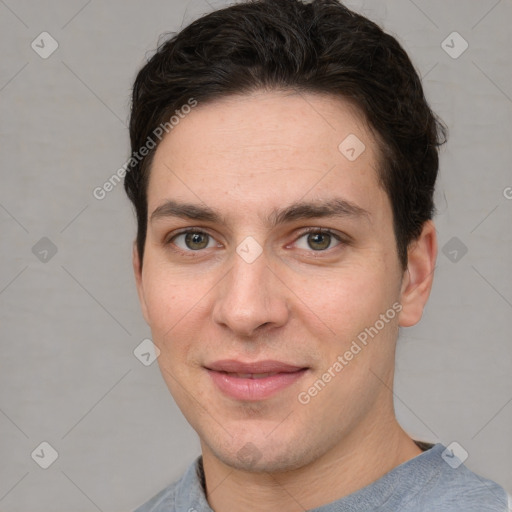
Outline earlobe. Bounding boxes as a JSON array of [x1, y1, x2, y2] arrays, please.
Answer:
[[398, 221, 437, 327], [132, 241, 150, 325]]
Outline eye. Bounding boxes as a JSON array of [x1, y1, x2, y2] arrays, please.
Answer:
[[165, 227, 346, 256], [169, 230, 218, 252], [294, 228, 343, 252]]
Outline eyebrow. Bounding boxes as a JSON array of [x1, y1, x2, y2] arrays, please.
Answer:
[[150, 197, 370, 227]]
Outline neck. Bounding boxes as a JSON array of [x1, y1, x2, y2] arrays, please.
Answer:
[[201, 417, 422, 512]]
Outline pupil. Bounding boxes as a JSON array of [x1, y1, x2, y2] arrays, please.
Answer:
[[309, 232, 330, 250], [186, 232, 208, 250]]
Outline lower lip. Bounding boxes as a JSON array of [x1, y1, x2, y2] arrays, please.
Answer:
[[207, 369, 308, 401]]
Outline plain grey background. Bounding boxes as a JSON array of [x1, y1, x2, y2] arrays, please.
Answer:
[[0, 0, 511, 510]]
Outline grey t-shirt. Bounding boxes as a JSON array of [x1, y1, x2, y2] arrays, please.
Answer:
[[134, 443, 510, 511]]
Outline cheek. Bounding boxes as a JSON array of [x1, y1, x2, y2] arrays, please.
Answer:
[[143, 255, 193, 310], [306, 271, 400, 377], [298, 264, 393, 329], [141, 265, 222, 375], [145, 281, 175, 330], [142, 268, 196, 343]]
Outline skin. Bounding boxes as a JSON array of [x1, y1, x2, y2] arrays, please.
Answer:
[[133, 90, 437, 511]]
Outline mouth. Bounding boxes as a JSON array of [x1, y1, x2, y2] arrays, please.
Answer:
[[205, 360, 309, 401], [218, 372, 286, 379]]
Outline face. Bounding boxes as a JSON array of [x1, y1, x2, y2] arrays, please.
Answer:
[[133, 91, 431, 473]]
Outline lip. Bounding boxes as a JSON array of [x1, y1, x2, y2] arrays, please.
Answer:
[[205, 359, 309, 401], [206, 359, 306, 374]]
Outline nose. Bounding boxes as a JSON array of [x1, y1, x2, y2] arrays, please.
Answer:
[[212, 244, 290, 338]]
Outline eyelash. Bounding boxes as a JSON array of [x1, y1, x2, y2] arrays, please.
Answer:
[[164, 227, 346, 257]]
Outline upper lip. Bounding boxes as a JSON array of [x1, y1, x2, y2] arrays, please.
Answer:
[[205, 359, 307, 373]]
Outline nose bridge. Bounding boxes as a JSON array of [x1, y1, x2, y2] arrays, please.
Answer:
[[212, 240, 288, 336]]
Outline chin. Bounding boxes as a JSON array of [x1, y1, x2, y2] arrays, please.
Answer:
[[210, 436, 318, 474]]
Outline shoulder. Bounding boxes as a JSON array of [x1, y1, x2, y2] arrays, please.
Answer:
[[424, 466, 508, 511], [405, 444, 510, 511]]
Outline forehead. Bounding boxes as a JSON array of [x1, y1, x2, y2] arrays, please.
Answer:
[[146, 91, 388, 223]]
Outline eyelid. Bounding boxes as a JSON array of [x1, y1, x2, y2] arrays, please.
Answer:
[[291, 227, 346, 251], [294, 226, 344, 240], [165, 227, 213, 243], [165, 227, 220, 251]]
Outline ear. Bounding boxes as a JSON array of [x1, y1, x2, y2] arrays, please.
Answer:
[[398, 220, 437, 327], [132, 241, 150, 325]]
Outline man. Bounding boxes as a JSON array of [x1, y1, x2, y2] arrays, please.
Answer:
[[124, 0, 510, 510]]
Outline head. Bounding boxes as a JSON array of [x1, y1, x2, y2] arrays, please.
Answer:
[[125, 0, 445, 472]]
